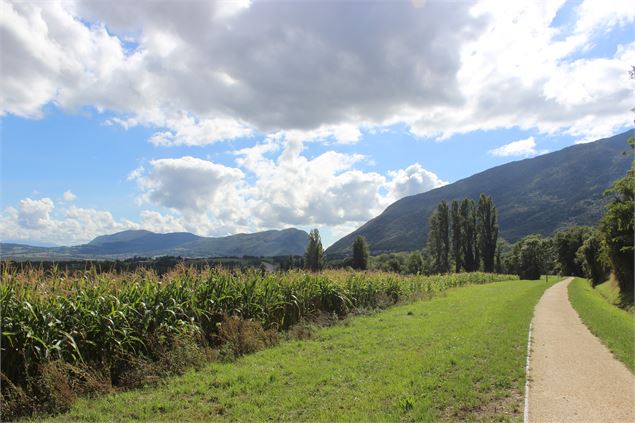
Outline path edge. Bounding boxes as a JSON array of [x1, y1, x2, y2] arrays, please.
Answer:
[[523, 321, 533, 423]]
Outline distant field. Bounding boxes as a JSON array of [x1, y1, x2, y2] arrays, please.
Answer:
[[568, 278, 634, 372], [56, 278, 555, 422]]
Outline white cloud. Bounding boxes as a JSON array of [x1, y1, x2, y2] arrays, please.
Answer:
[[0, 198, 138, 245], [489, 136, 547, 157], [235, 138, 384, 227], [3, 0, 633, 144], [129, 144, 387, 231], [0, 0, 630, 151], [385, 164, 448, 202], [16, 197, 54, 229], [127, 166, 145, 181], [0, 0, 475, 142], [1, 146, 446, 245], [2, 0, 634, 246], [127, 136, 446, 238], [62, 190, 77, 202], [138, 210, 187, 233], [574, 0, 635, 36], [407, 0, 635, 141], [131, 156, 245, 214], [146, 115, 253, 146], [0, 198, 200, 245]]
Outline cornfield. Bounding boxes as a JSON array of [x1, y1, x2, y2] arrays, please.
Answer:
[[0, 264, 516, 418]]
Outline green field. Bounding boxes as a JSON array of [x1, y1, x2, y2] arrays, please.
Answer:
[[568, 277, 635, 372], [56, 279, 554, 422]]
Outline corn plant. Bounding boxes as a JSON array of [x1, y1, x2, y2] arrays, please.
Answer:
[[1, 264, 516, 404]]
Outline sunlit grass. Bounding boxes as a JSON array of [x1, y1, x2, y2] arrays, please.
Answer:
[[56, 278, 553, 422]]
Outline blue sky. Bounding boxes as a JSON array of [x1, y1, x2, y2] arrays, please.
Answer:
[[1, 0, 634, 247]]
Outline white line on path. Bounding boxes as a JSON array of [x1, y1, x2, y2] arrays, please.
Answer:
[[523, 322, 533, 423]]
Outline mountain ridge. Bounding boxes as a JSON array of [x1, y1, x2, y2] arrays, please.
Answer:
[[326, 130, 634, 257], [1, 228, 309, 260]]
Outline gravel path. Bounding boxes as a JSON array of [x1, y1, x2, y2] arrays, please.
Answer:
[[527, 277, 635, 422]]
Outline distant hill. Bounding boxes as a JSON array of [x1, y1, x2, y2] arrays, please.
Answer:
[[1, 228, 309, 260], [326, 130, 633, 257], [0, 239, 59, 248]]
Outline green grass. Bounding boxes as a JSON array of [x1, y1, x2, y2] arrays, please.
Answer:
[[595, 279, 622, 306], [56, 279, 554, 422], [568, 277, 634, 372]]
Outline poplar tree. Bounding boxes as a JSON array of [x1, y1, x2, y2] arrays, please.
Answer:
[[477, 194, 499, 273], [352, 236, 369, 270], [427, 201, 450, 273], [450, 200, 463, 272], [304, 228, 324, 272], [460, 198, 478, 272]]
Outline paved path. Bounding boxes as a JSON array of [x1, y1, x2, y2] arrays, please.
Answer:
[[527, 277, 635, 422]]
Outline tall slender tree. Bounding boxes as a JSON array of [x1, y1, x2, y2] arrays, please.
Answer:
[[427, 201, 450, 273], [460, 198, 478, 272], [477, 194, 499, 272], [304, 228, 324, 272], [450, 200, 463, 272], [494, 241, 504, 274], [351, 236, 369, 270]]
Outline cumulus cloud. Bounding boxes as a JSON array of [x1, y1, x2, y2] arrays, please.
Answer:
[[2, 0, 633, 245], [0, 198, 197, 245], [146, 115, 253, 146], [1, 147, 446, 245], [385, 164, 448, 202], [138, 210, 187, 233], [0, 0, 470, 141], [2, 0, 633, 144], [489, 136, 547, 157], [1, 199, 135, 244], [62, 190, 77, 202], [15, 197, 54, 229], [131, 156, 245, 213], [128, 137, 446, 236]]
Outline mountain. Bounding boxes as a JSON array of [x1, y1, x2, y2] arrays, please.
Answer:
[[1, 228, 309, 260], [82, 230, 203, 255], [326, 130, 634, 257], [0, 239, 59, 248]]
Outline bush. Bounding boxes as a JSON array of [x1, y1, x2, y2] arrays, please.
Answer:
[[217, 316, 278, 360]]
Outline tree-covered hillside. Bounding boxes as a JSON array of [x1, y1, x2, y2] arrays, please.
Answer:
[[326, 130, 633, 256]]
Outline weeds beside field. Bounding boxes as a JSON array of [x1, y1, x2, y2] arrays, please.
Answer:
[[0, 265, 515, 420]]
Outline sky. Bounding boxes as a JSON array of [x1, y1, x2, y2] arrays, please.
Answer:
[[1, 0, 634, 248]]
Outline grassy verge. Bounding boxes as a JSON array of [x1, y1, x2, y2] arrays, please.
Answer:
[[56, 279, 554, 422], [568, 277, 634, 372], [595, 278, 622, 306]]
